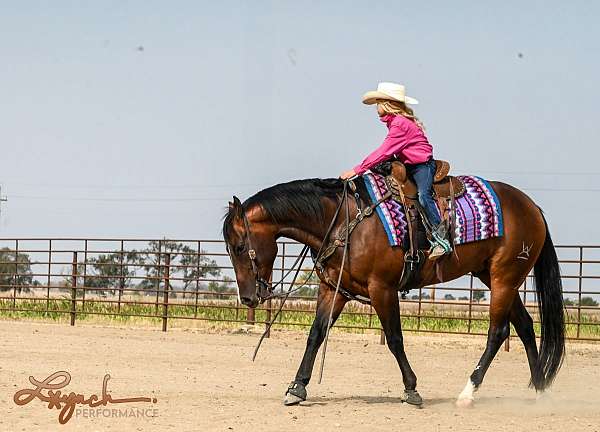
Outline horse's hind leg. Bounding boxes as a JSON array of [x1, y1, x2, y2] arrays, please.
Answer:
[[510, 296, 542, 390], [470, 271, 542, 391], [284, 283, 347, 405], [456, 280, 516, 407], [370, 284, 421, 406]]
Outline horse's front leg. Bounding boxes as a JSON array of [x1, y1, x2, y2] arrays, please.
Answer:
[[370, 283, 422, 406], [284, 282, 347, 405]]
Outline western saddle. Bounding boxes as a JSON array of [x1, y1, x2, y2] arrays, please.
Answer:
[[387, 160, 465, 202], [385, 160, 465, 287]]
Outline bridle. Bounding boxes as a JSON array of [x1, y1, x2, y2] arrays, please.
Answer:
[[231, 179, 386, 304], [234, 208, 310, 304], [239, 211, 271, 300]]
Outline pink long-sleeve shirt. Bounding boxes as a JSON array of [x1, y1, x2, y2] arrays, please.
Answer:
[[353, 114, 433, 175]]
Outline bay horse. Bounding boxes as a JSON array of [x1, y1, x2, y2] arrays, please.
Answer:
[[222, 176, 565, 407]]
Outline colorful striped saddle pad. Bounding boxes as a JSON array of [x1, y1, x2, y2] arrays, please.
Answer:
[[362, 173, 504, 247]]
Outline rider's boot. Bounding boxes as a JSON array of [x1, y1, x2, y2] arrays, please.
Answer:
[[428, 222, 452, 260]]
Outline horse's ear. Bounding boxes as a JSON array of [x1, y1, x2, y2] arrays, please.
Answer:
[[231, 196, 243, 217]]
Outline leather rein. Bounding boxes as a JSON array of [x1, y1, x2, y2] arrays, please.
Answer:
[[238, 179, 390, 305], [242, 178, 389, 362]]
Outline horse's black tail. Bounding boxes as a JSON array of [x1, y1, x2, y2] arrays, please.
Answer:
[[532, 213, 566, 390]]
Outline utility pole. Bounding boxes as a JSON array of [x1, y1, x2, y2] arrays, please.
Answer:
[[0, 186, 7, 216]]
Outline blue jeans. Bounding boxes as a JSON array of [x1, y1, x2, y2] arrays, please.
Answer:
[[406, 159, 441, 226]]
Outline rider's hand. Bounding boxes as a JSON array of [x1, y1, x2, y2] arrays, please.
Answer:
[[339, 169, 357, 180]]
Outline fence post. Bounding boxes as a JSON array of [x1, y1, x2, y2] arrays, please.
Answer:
[[46, 239, 52, 313], [162, 253, 170, 332], [577, 246, 583, 338], [247, 305, 255, 324], [82, 240, 88, 312], [467, 274, 474, 334], [194, 241, 201, 318], [417, 284, 423, 331], [155, 241, 162, 315], [12, 239, 19, 309], [71, 251, 78, 326], [118, 240, 124, 314]]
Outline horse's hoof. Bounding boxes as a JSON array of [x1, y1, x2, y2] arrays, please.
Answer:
[[401, 389, 423, 406], [283, 381, 306, 406], [284, 393, 304, 406], [455, 397, 474, 408]]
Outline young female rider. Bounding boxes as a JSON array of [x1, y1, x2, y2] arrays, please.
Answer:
[[339, 82, 451, 259]]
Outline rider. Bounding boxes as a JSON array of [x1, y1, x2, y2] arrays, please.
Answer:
[[339, 82, 451, 259]]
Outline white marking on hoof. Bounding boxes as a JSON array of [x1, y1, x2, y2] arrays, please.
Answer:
[[456, 379, 476, 408], [283, 393, 304, 406], [455, 397, 474, 408]]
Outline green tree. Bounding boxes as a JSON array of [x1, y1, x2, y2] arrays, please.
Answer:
[[564, 298, 575, 306], [580, 296, 599, 307], [207, 276, 235, 299], [0, 248, 34, 293], [473, 289, 486, 302], [138, 240, 221, 297], [179, 246, 221, 298], [444, 294, 455, 300], [292, 270, 320, 298], [85, 252, 143, 295]]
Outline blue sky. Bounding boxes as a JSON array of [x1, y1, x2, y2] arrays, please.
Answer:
[[1, 1, 599, 243]]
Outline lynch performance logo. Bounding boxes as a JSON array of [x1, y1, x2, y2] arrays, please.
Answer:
[[13, 371, 157, 425]]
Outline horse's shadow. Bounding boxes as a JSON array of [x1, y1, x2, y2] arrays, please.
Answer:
[[301, 395, 455, 407]]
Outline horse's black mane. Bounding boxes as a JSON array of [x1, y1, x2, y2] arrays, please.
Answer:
[[222, 177, 368, 239], [245, 178, 344, 222]]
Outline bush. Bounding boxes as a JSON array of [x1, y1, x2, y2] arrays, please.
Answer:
[[580, 297, 599, 307], [444, 294, 455, 300]]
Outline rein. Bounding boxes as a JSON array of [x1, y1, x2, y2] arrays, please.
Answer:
[[246, 178, 386, 370], [251, 180, 350, 360]]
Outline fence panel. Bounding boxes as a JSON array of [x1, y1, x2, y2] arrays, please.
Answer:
[[0, 238, 598, 344]]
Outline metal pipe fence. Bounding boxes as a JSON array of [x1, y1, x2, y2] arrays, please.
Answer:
[[0, 238, 598, 346]]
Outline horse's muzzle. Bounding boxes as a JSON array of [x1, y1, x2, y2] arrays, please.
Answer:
[[240, 295, 260, 308], [256, 279, 272, 302]]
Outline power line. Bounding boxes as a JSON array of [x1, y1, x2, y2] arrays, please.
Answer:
[[10, 195, 228, 202], [457, 170, 600, 176], [4, 182, 270, 190], [7, 185, 600, 203]]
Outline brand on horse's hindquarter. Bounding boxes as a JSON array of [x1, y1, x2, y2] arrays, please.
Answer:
[[517, 241, 534, 261]]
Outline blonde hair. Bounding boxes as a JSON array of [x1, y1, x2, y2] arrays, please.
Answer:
[[378, 100, 425, 131]]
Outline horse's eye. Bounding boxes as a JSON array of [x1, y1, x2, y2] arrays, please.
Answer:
[[234, 244, 245, 256]]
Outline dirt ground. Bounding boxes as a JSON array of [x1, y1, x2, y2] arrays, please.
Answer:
[[0, 320, 599, 432]]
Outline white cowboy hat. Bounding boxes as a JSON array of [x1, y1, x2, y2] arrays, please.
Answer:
[[362, 82, 419, 105]]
